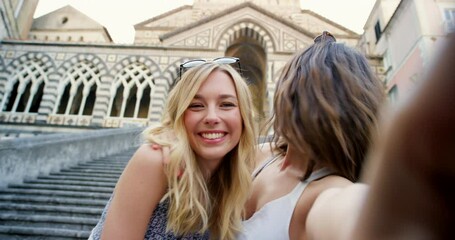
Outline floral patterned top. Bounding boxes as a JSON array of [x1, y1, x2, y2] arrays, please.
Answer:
[[89, 196, 210, 240]]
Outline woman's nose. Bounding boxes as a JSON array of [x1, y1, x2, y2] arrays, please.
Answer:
[[204, 108, 220, 125]]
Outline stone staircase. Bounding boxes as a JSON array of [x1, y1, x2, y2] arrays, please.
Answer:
[[0, 147, 137, 239]]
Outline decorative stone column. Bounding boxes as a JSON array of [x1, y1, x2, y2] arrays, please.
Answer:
[[92, 74, 114, 127]]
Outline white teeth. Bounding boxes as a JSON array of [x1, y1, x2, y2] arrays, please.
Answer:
[[201, 132, 225, 139]]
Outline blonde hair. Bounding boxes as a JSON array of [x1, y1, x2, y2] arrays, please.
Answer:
[[143, 63, 256, 239], [272, 40, 385, 182]]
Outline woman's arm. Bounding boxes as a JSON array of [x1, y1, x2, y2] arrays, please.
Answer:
[[306, 33, 455, 240], [101, 144, 168, 240], [353, 33, 455, 240]]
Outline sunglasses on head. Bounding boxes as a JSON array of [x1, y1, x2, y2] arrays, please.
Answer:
[[313, 31, 336, 43], [178, 57, 242, 80]]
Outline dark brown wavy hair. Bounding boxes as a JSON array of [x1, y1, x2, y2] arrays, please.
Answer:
[[272, 36, 385, 182]]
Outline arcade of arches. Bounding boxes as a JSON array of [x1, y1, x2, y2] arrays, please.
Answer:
[[1, 1, 383, 137]]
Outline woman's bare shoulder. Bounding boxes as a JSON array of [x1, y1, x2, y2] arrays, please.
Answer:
[[313, 174, 353, 189], [301, 175, 353, 210], [115, 144, 168, 190], [306, 183, 368, 240], [101, 144, 169, 238], [130, 144, 167, 167]]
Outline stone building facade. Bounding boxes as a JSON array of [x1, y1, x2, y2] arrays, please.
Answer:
[[0, 0, 39, 41], [0, 0, 383, 137], [29, 5, 112, 43]]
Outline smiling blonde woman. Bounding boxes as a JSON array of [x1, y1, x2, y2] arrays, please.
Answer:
[[89, 60, 256, 240]]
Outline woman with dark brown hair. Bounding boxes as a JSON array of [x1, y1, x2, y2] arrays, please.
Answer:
[[242, 32, 455, 240], [240, 31, 385, 240]]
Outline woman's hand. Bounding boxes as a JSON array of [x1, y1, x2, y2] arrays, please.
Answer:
[[151, 143, 172, 164]]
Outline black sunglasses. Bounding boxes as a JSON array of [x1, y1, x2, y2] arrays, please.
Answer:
[[314, 31, 336, 43], [179, 57, 242, 80]]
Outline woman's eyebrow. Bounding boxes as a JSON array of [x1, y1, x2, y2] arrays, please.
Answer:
[[219, 94, 238, 100], [193, 94, 238, 100]]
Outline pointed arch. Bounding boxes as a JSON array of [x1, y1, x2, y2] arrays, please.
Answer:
[[1, 52, 54, 114], [54, 54, 107, 116], [108, 56, 160, 119], [216, 21, 276, 53]]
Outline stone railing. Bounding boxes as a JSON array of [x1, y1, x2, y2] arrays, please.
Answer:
[[0, 126, 144, 188]]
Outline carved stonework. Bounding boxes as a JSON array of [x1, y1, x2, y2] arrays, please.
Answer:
[[170, 29, 211, 48], [0, 1, 362, 131], [282, 32, 308, 52]]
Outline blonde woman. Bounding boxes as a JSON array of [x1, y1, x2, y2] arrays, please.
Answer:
[[89, 59, 256, 240]]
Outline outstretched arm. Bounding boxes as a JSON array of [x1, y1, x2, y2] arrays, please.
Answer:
[[353, 33, 455, 240], [307, 33, 455, 240]]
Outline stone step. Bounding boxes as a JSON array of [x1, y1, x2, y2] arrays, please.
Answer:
[[91, 159, 130, 164], [0, 213, 97, 231], [0, 195, 107, 207], [23, 179, 117, 188], [110, 150, 136, 155], [77, 159, 128, 164], [0, 147, 135, 239], [36, 174, 119, 183], [74, 163, 127, 169], [68, 166, 125, 172], [97, 154, 134, 160], [81, 158, 129, 163], [59, 168, 123, 175], [48, 171, 121, 178], [0, 202, 102, 218], [0, 188, 112, 200], [7, 183, 114, 193], [51, 170, 120, 178], [0, 225, 90, 239]]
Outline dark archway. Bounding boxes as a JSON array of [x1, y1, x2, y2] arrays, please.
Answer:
[[225, 35, 267, 126]]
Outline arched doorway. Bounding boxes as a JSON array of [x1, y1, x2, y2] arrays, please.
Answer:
[[224, 28, 268, 128]]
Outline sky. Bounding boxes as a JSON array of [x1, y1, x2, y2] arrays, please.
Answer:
[[33, 0, 376, 44]]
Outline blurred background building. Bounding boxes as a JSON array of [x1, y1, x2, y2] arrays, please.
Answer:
[[359, 0, 454, 102], [0, 0, 453, 135], [0, 0, 377, 138]]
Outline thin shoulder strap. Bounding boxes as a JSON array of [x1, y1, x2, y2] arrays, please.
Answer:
[[251, 155, 281, 179], [289, 168, 333, 205]]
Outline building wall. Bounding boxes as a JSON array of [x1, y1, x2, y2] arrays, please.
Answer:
[[0, 40, 295, 129], [29, 30, 111, 43], [0, 2, 386, 133], [0, 42, 182, 128], [0, 0, 39, 40], [387, 46, 423, 97], [360, 0, 455, 102], [29, 5, 113, 44], [15, 0, 39, 39]]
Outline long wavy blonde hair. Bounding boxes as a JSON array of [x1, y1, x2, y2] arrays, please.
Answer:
[[143, 62, 256, 239]]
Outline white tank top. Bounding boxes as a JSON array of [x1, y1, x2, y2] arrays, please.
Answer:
[[238, 158, 332, 240]]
